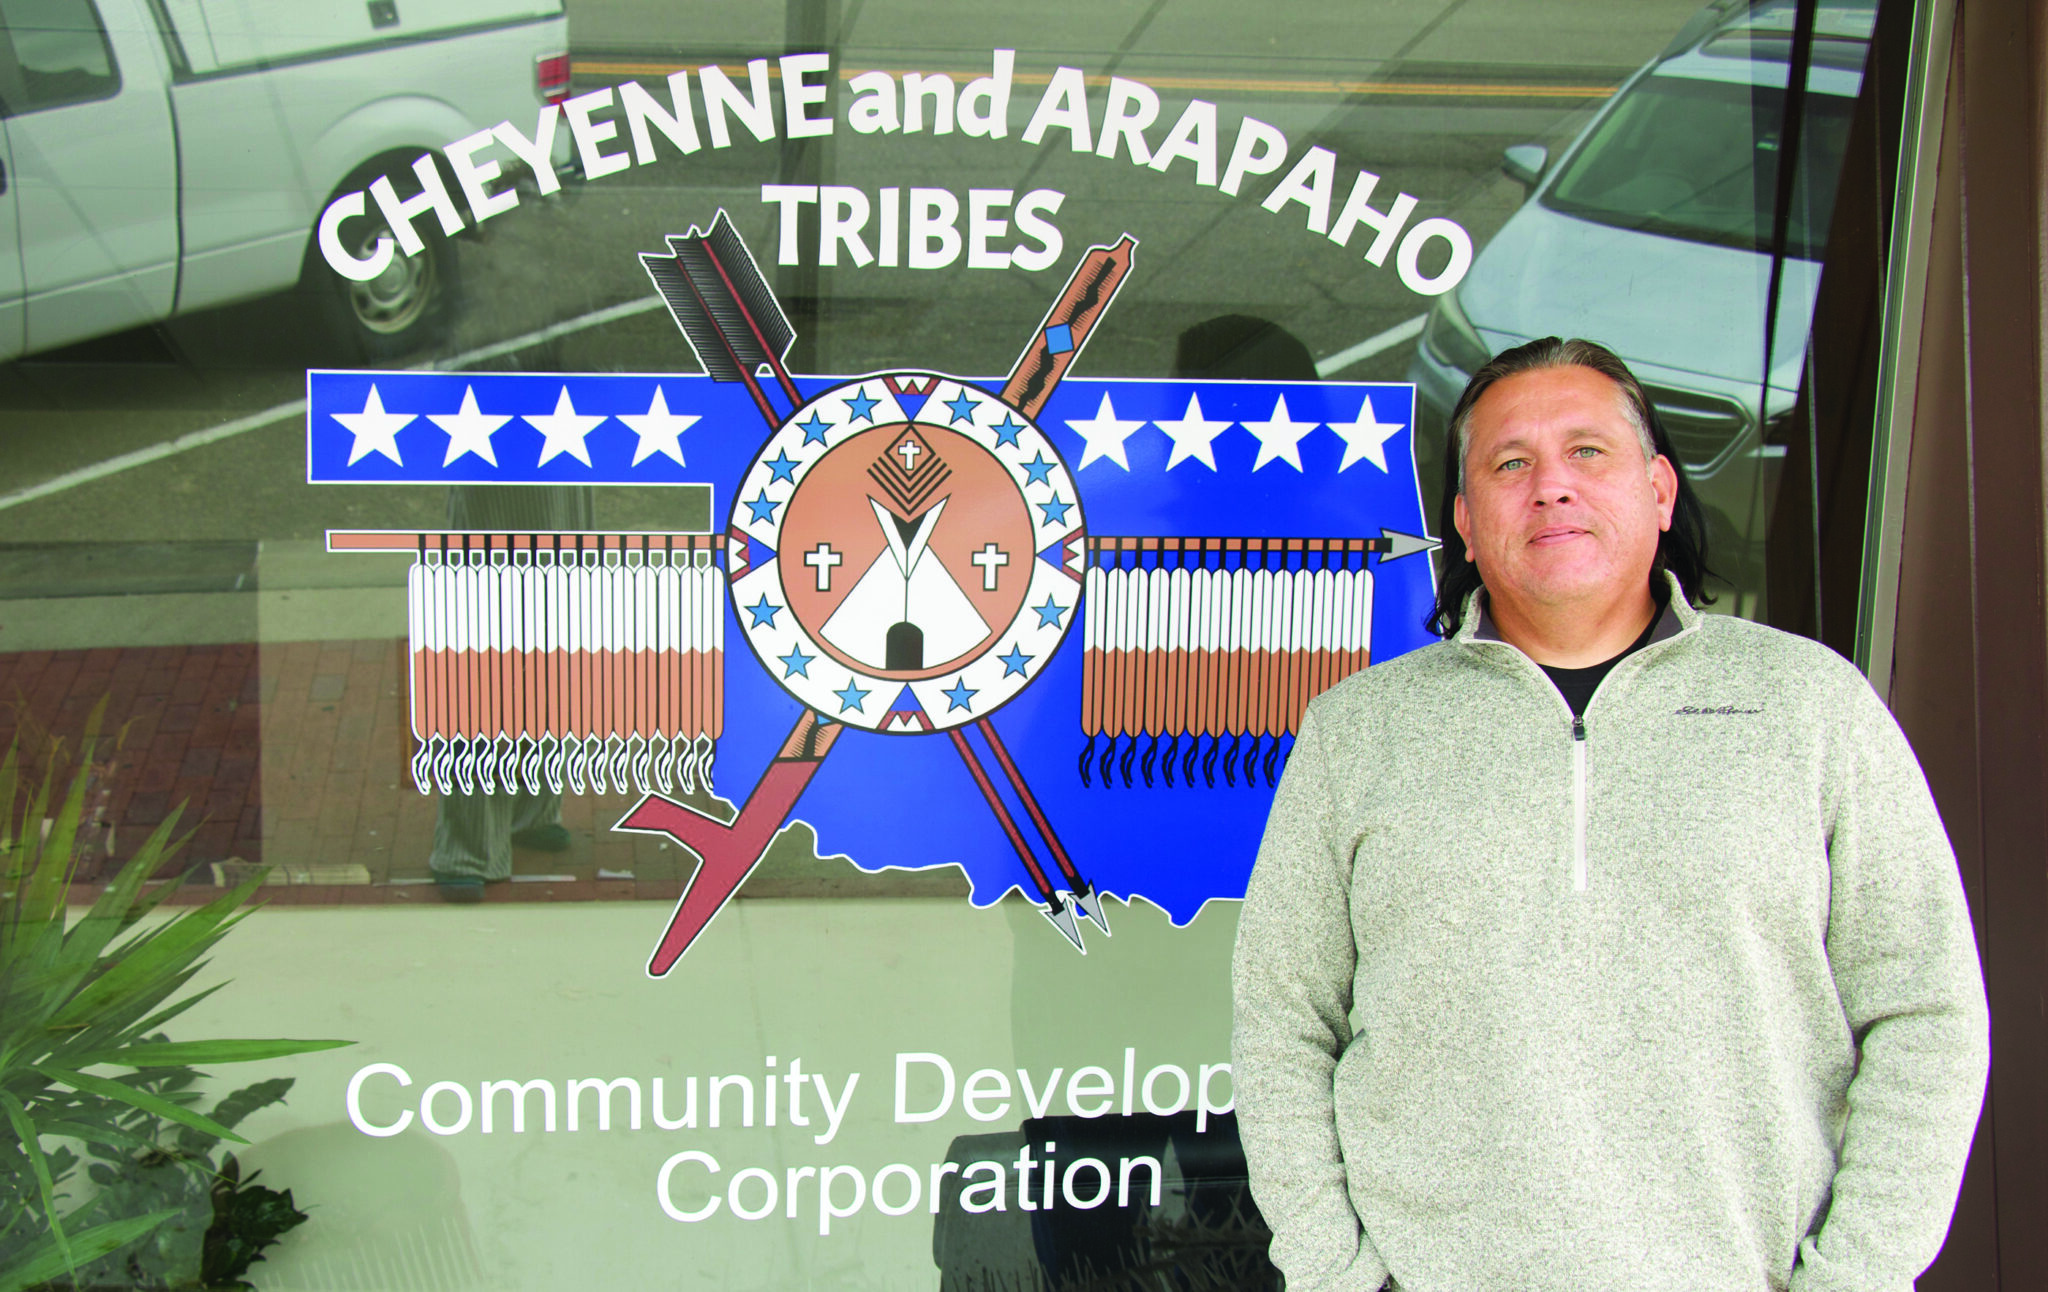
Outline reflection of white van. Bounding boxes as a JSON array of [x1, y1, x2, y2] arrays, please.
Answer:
[[0, 0, 569, 361]]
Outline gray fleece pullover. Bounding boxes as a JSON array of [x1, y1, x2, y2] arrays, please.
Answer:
[[1231, 584, 1988, 1292]]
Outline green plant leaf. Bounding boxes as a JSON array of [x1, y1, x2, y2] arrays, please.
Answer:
[[59, 814, 198, 980], [1, 719, 351, 1292], [0, 741, 19, 853], [60, 812, 191, 972], [26, 960, 209, 1076], [201, 1172, 309, 1288], [10, 762, 53, 893], [24, 748, 92, 921], [36, 975, 227, 1075], [33, 967, 213, 1077], [171, 1079, 290, 1157], [12, 737, 91, 928], [128, 979, 227, 1039], [0, 1092, 71, 1275], [0, 1209, 179, 1292], [47, 873, 264, 1029], [32, 1066, 248, 1146], [75, 1038, 352, 1067], [214, 1077, 294, 1124], [120, 833, 206, 924], [71, 815, 205, 957], [32, 1117, 158, 1156]]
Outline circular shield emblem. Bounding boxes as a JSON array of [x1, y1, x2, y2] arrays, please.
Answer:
[[726, 373, 1085, 733]]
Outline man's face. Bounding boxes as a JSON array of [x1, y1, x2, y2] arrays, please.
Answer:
[[1452, 365, 1678, 618]]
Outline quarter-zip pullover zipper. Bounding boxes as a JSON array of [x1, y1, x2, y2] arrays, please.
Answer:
[[1467, 589, 1688, 896], [1571, 715, 1588, 892]]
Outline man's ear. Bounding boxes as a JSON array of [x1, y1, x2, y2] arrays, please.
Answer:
[[1453, 491, 1475, 560], [1650, 455, 1679, 532]]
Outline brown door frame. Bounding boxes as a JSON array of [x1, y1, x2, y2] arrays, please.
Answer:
[[1884, 0, 2047, 1285]]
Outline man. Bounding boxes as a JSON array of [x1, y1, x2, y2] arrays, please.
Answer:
[[1231, 338, 1988, 1291]]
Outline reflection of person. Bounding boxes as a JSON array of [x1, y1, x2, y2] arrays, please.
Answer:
[[1231, 338, 1988, 1290], [430, 484, 592, 902], [1172, 313, 1318, 382]]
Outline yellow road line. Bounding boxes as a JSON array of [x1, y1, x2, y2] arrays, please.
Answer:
[[572, 60, 1617, 100]]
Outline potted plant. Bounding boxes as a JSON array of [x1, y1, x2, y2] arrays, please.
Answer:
[[0, 706, 350, 1290]]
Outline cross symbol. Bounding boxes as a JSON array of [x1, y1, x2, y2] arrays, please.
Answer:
[[971, 543, 1008, 591], [896, 437, 922, 471], [804, 543, 843, 591]]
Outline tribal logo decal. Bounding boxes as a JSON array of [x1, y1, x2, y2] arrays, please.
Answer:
[[730, 375, 1081, 733], [310, 210, 1440, 976]]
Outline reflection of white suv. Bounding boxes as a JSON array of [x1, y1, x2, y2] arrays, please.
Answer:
[[1406, 0, 1873, 582], [0, 0, 569, 361]]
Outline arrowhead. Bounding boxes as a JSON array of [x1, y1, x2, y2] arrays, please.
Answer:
[[1377, 528, 1442, 563], [1067, 887, 1112, 937], [1042, 898, 1087, 952]]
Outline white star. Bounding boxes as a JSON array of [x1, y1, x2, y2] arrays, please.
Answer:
[[1327, 393, 1405, 473], [1153, 393, 1234, 471], [524, 386, 606, 467], [430, 386, 511, 469], [333, 384, 412, 467], [619, 386, 700, 467], [1244, 394, 1319, 472], [1065, 392, 1146, 471]]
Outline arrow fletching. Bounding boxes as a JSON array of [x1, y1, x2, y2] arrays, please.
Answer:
[[641, 210, 798, 419]]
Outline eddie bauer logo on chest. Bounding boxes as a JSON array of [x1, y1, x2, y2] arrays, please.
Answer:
[[1673, 703, 1765, 716]]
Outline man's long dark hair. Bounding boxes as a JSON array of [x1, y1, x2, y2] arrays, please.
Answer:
[[1426, 337, 1716, 638]]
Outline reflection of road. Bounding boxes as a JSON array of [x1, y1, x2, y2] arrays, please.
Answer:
[[571, 0, 1698, 78], [0, 0, 1698, 552], [575, 57, 1628, 101]]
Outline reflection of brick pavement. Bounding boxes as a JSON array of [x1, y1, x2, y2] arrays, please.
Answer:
[[0, 640, 691, 906], [0, 643, 262, 874]]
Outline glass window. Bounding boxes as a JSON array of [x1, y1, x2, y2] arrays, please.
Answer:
[[0, 0, 118, 114], [1544, 74, 1856, 258], [0, 1, 1894, 1288]]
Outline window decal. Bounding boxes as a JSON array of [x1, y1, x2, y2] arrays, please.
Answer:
[[309, 212, 1438, 973]]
